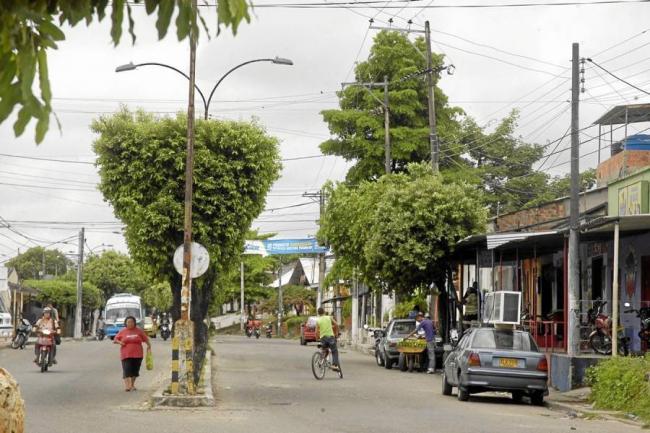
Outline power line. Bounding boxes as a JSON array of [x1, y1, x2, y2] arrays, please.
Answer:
[[0, 153, 95, 165], [587, 58, 650, 96], [250, 0, 650, 8]]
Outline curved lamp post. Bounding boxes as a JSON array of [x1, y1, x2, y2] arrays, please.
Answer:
[[116, 57, 294, 119]]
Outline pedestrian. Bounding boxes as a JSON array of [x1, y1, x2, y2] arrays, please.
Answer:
[[405, 312, 437, 374], [113, 316, 151, 392], [461, 283, 479, 324]]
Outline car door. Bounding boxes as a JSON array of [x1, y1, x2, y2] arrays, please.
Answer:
[[447, 330, 471, 385], [380, 321, 394, 358]]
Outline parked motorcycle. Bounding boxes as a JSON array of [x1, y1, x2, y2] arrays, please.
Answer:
[[587, 299, 629, 356], [160, 322, 171, 341], [36, 328, 55, 372], [11, 317, 32, 350], [265, 324, 273, 338], [623, 302, 650, 348]]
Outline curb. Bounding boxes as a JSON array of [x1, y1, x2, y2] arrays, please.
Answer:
[[545, 399, 644, 427], [150, 352, 215, 408]]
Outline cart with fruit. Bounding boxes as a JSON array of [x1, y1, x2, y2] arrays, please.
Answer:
[[397, 338, 427, 372]]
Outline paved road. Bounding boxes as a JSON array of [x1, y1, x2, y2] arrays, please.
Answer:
[[0, 336, 640, 433]]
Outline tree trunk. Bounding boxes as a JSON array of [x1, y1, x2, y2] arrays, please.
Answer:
[[190, 268, 216, 386]]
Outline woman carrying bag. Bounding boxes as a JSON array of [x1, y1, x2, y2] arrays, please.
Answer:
[[114, 316, 151, 392]]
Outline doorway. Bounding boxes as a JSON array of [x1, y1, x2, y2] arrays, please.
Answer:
[[592, 257, 604, 301]]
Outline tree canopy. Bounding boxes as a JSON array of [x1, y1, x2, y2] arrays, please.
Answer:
[[319, 163, 486, 298], [0, 0, 250, 143], [5, 247, 72, 280], [92, 108, 281, 383], [25, 276, 103, 310], [320, 31, 463, 184], [84, 250, 149, 298]]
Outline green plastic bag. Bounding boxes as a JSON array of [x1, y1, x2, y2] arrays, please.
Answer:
[[145, 350, 153, 371]]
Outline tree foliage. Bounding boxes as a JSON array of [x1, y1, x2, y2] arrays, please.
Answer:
[[0, 0, 250, 143], [92, 108, 281, 384], [320, 31, 463, 184], [24, 276, 103, 309], [140, 280, 173, 312], [84, 250, 149, 298], [5, 247, 72, 280], [319, 163, 486, 298]]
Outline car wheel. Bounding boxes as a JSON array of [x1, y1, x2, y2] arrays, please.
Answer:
[[442, 372, 452, 396], [398, 353, 407, 371], [384, 356, 393, 369], [511, 391, 524, 403], [375, 350, 384, 367], [457, 386, 470, 401], [531, 391, 544, 406]]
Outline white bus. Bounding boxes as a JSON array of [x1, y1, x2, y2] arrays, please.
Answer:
[[104, 293, 144, 339]]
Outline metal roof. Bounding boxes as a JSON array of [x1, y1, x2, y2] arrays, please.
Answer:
[[486, 231, 558, 250], [581, 214, 650, 233], [592, 103, 650, 126]]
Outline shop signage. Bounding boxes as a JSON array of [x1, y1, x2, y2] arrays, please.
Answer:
[[618, 181, 649, 216]]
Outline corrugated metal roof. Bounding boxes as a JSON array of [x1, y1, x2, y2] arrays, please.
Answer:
[[593, 103, 650, 126], [486, 231, 558, 250]]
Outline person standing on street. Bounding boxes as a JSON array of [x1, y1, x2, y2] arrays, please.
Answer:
[[406, 312, 437, 374], [114, 316, 151, 392], [315, 307, 340, 370]]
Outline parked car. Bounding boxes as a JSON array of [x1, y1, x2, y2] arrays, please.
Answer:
[[143, 316, 157, 338], [300, 316, 319, 345], [376, 319, 417, 369], [441, 327, 548, 405]]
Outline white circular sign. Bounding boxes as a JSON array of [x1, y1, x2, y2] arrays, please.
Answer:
[[173, 242, 210, 279]]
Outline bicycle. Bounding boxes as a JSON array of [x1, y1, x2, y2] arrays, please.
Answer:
[[311, 342, 343, 380]]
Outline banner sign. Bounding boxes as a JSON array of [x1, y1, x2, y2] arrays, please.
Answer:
[[244, 238, 327, 256]]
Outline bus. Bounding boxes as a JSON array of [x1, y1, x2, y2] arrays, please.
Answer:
[[104, 293, 144, 339]]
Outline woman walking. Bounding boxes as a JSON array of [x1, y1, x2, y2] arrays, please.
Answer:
[[114, 316, 151, 392]]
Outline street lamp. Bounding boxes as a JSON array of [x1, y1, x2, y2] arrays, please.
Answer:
[[115, 57, 294, 119]]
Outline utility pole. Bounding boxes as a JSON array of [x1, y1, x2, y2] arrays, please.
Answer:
[[240, 261, 245, 332], [277, 264, 283, 337], [341, 78, 391, 174], [73, 227, 84, 339], [424, 21, 438, 172], [567, 42, 581, 357], [303, 190, 327, 308]]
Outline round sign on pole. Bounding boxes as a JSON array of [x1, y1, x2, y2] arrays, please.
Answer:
[[173, 242, 210, 279]]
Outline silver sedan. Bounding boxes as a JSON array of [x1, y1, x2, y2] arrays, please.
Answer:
[[442, 327, 548, 405]]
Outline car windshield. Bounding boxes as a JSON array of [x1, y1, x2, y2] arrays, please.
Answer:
[[106, 308, 141, 323], [471, 329, 538, 352], [390, 321, 415, 337]]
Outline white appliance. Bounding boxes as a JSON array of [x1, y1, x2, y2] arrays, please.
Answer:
[[482, 291, 521, 325]]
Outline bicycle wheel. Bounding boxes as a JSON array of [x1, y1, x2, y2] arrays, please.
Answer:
[[311, 351, 326, 380]]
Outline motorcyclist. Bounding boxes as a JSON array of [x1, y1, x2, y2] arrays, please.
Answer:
[[33, 307, 60, 364]]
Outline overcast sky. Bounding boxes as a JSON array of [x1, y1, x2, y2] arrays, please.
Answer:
[[0, 0, 648, 262]]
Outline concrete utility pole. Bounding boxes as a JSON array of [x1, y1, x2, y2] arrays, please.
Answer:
[[277, 265, 283, 337], [567, 42, 581, 357], [424, 21, 439, 173], [73, 227, 84, 339], [303, 190, 327, 308], [341, 78, 391, 174], [240, 261, 245, 332]]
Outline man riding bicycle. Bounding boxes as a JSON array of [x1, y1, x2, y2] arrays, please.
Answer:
[[315, 307, 340, 370]]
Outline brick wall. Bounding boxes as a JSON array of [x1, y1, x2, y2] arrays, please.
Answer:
[[597, 150, 650, 186], [495, 202, 565, 232]]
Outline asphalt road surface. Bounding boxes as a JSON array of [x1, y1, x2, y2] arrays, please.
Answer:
[[0, 335, 640, 433]]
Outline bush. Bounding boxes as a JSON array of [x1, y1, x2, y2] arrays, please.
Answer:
[[284, 315, 307, 338], [586, 354, 650, 423]]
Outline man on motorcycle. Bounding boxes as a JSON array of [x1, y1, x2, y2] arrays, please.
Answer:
[[33, 308, 59, 364], [315, 307, 340, 371]]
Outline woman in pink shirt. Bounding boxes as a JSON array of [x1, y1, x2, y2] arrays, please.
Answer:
[[114, 316, 151, 392]]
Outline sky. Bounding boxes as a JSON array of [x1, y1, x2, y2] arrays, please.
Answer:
[[0, 0, 649, 264]]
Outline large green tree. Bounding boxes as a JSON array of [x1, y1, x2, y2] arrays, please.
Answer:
[[84, 251, 149, 298], [320, 31, 464, 184], [0, 0, 250, 143], [5, 247, 71, 280], [25, 276, 102, 310], [92, 109, 281, 384]]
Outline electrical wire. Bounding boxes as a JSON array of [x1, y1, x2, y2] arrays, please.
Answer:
[[587, 58, 650, 96]]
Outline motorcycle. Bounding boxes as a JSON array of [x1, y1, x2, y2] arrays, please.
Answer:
[[160, 321, 171, 341], [254, 327, 261, 339], [587, 299, 629, 356], [11, 318, 32, 350], [265, 324, 273, 338], [37, 328, 55, 372], [96, 326, 106, 341], [623, 301, 650, 348], [245, 326, 253, 338]]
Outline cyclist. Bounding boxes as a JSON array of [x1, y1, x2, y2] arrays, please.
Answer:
[[315, 307, 340, 371]]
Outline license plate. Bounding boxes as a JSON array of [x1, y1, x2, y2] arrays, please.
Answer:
[[498, 358, 519, 368]]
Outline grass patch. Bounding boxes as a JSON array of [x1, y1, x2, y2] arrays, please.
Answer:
[[586, 354, 650, 423]]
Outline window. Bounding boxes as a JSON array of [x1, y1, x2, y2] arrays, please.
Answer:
[[471, 329, 538, 352], [390, 321, 416, 337]]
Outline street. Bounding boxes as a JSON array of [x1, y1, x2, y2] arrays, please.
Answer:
[[0, 336, 640, 433]]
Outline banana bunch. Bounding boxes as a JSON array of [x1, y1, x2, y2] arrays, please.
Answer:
[[397, 339, 426, 349]]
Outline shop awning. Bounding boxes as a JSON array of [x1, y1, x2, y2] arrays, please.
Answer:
[[581, 214, 650, 234], [485, 231, 558, 250]]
